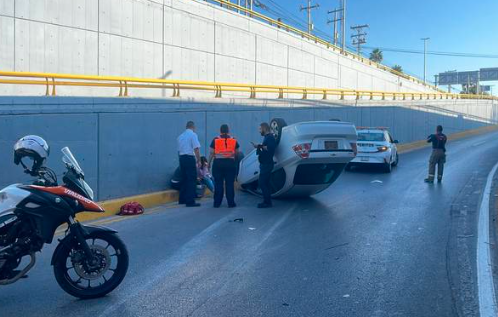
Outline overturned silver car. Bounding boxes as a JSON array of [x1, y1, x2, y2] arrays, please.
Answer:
[[238, 118, 358, 198]]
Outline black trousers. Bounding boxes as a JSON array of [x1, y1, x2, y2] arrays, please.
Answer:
[[179, 155, 197, 205], [213, 158, 236, 206], [259, 162, 274, 204]]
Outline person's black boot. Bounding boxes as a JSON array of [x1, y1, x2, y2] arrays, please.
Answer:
[[424, 178, 434, 184]]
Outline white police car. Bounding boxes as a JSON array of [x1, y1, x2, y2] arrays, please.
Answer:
[[346, 127, 399, 173]]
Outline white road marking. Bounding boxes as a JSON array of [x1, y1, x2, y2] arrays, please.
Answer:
[[473, 141, 487, 147], [477, 161, 498, 317]]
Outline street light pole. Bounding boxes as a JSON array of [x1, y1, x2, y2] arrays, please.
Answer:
[[421, 37, 430, 83], [341, 0, 346, 53]]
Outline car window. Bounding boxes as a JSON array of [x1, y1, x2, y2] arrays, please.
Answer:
[[357, 132, 385, 142]]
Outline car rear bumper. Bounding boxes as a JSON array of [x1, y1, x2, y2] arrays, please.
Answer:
[[350, 152, 390, 164]]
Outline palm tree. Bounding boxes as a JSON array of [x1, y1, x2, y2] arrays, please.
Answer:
[[369, 48, 383, 63], [392, 65, 403, 73]]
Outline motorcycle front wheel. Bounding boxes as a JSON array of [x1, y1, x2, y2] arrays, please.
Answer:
[[53, 231, 129, 299]]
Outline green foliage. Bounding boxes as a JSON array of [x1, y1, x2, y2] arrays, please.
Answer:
[[369, 48, 383, 63]]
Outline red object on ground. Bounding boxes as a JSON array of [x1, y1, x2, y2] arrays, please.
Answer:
[[119, 202, 144, 216]]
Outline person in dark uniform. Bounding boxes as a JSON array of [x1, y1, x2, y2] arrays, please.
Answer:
[[209, 124, 240, 208], [177, 121, 201, 207], [425, 125, 447, 183], [252, 122, 276, 208]]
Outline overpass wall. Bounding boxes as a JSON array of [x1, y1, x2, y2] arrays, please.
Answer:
[[0, 97, 496, 201], [0, 0, 435, 98]]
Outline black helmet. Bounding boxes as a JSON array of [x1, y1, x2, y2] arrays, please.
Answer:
[[14, 135, 50, 175]]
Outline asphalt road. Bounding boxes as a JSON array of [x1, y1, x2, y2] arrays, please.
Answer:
[[2, 131, 498, 317]]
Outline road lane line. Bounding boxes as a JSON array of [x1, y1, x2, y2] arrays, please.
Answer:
[[477, 161, 498, 317]]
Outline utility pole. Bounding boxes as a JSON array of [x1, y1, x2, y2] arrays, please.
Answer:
[[300, 0, 320, 34], [341, 0, 346, 53], [350, 24, 368, 56], [421, 37, 430, 83], [327, 8, 342, 46]]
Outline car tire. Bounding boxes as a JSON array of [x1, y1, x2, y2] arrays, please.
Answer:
[[392, 153, 399, 167], [345, 164, 352, 171], [384, 161, 392, 173], [270, 118, 287, 145]]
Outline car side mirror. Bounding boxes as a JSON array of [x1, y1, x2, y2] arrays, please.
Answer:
[[393, 140, 399, 144]]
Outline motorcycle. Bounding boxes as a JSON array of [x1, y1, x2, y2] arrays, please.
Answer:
[[0, 147, 128, 298]]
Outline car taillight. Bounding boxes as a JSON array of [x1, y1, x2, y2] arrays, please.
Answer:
[[292, 143, 312, 159], [350, 142, 357, 155], [377, 146, 389, 152]]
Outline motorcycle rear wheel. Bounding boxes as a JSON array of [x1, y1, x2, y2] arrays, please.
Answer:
[[53, 231, 129, 299]]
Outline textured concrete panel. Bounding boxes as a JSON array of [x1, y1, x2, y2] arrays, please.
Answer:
[[170, 7, 215, 53], [314, 56, 338, 79], [340, 65, 357, 89], [0, 0, 14, 16], [255, 63, 287, 86], [99, 34, 161, 78], [164, 45, 215, 82], [215, 23, 255, 61], [288, 47, 314, 74], [215, 55, 255, 84], [256, 36, 288, 68], [0, 17, 14, 71]]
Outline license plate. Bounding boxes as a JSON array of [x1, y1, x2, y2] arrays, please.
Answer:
[[361, 156, 369, 162], [325, 141, 338, 150]]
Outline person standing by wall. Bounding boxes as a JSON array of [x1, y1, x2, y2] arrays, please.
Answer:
[[252, 122, 276, 208], [424, 125, 447, 184], [209, 124, 240, 208], [177, 121, 201, 207]]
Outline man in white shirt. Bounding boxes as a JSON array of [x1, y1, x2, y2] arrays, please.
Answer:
[[177, 121, 201, 207]]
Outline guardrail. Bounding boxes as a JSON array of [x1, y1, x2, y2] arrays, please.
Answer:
[[0, 71, 496, 101], [206, 0, 442, 92]]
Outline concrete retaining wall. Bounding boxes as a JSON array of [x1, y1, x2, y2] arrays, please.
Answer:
[[0, 0, 435, 98], [0, 96, 496, 201]]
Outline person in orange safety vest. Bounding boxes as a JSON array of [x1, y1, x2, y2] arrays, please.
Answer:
[[209, 124, 240, 208]]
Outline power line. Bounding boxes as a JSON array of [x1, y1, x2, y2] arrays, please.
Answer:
[[362, 46, 498, 58]]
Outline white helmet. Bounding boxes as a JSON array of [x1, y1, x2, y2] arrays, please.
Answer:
[[14, 135, 50, 175]]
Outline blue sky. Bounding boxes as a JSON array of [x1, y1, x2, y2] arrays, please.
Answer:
[[254, 0, 498, 94]]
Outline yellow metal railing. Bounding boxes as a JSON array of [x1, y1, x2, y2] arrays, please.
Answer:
[[0, 71, 496, 101], [209, 0, 442, 91]]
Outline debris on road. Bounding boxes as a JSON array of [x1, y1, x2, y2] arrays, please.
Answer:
[[457, 234, 474, 238], [343, 294, 350, 298], [249, 227, 256, 230], [371, 180, 383, 184], [325, 242, 349, 250], [229, 218, 244, 223], [282, 303, 290, 307]]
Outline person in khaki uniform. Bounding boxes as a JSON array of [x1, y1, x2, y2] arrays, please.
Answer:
[[424, 125, 447, 183]]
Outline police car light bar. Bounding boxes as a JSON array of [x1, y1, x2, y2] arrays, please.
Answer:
[[356, 126, 390, 130]]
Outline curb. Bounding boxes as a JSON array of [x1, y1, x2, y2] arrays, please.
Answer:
[[77, 124, 498, 223], [76, 190, 178, 222], [397, 125, 498, 154]]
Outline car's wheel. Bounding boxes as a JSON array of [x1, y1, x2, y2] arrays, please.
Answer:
[[392, 153, 399, 167], [270, 118, 287, 145], [384, 161, 392, 173], [345, 164, 352, 171]]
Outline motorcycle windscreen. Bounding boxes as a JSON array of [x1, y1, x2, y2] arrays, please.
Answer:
[[61, 147, 84, 176]]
